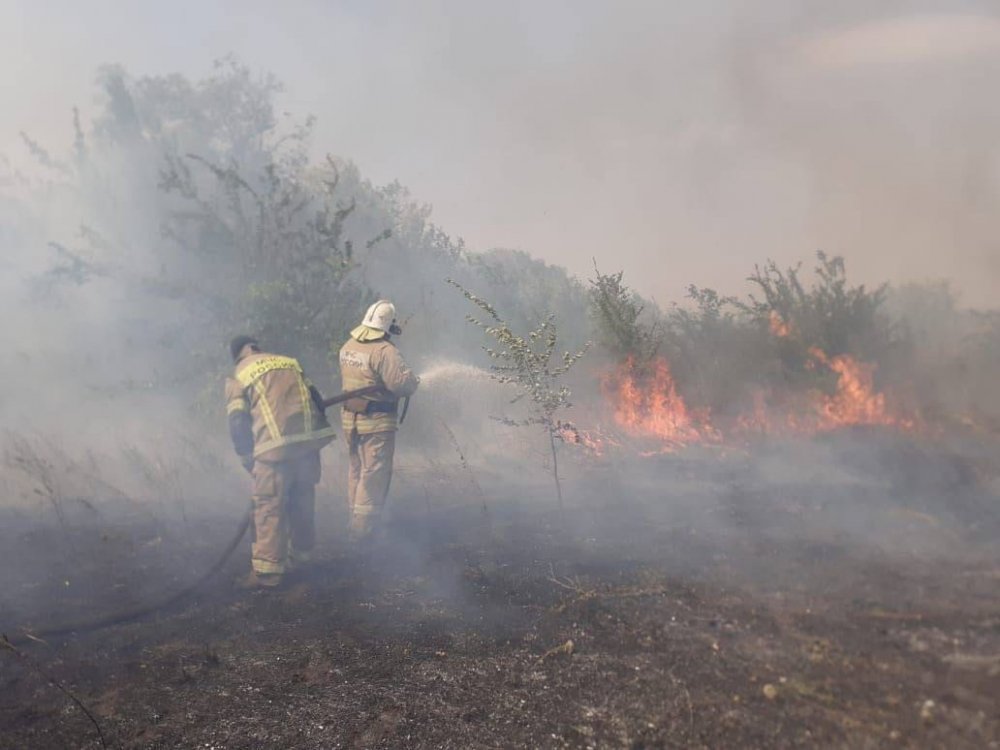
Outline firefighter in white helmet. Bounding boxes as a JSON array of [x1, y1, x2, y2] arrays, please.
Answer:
[[338, 300, 419, 543]]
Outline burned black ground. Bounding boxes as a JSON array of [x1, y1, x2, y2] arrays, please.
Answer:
[[1, 434, 998, 749]]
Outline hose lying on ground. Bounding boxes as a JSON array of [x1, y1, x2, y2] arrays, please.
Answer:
[[4, 390, 377, 647], [3, 506, 252, 647]]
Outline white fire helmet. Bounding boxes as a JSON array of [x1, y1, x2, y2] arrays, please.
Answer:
[[361, 300, 397, 332]]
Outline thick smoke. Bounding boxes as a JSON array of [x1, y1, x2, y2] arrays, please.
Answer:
[[3, 3, 1000, 305], [0, 6, 998, 639]]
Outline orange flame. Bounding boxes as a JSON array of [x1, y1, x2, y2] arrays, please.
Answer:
[[806, 347, 914, 431], [602, 357, 719, 451], [556, 421, 613, 456], [733, 389, 773, 436], [736, 349, 915, 436], [600, 347, 916, 454], [769, 311, 792, 338]]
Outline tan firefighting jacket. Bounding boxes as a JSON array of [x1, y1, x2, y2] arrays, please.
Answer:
[[339, 331, 419, 435], [225, 351, 336, 461]]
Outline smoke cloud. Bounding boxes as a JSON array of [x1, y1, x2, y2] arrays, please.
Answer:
[[3, 1, 1000, 306]]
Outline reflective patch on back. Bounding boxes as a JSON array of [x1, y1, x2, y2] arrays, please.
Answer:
[[340, 349, 371, 370], [235, 355, 302, 387]]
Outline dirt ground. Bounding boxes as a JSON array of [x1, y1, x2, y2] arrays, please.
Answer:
[[1, 432, 998, 749]]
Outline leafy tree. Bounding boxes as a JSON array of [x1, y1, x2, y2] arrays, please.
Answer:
[[588, 262, 660, 363], [447, 279, 589, 509], [738, 251, 892, 361], [661, 285, 768, 415], [159, 151, 376, 370]]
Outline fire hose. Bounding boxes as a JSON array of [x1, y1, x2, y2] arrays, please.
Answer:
[[4, 386, 386, 647], [4, 508, 253, 647]]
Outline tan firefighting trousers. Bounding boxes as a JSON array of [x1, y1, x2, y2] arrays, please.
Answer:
[[346, 430, 396, 540], [250, 451, 321, 575]]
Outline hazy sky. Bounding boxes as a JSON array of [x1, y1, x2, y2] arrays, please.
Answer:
[[4, 1, 1000, 306]]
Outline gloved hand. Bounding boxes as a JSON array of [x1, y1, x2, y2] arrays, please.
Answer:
[[240, 455, 255, 474]]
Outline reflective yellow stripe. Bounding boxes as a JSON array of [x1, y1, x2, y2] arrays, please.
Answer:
[[226, 399, 249, 415], [297, 377, 312, 432], [252, 558, 285, 575], [253, 383, 281, 441], [253, 426, 337, 458], [341, 411, 397, 434], [235, 356, 302, 388]]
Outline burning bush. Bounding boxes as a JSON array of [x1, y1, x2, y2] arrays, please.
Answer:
[[601, 356, 720, 452], [740, 252, 893, 363], [590, 253, 921, 452], [588, 263, 661, 365], [8, 57, 999, 462]]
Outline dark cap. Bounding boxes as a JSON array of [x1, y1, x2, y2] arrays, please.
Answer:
[[229, 335, 259, 362]]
